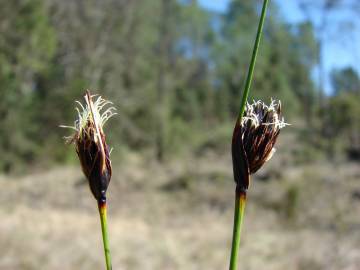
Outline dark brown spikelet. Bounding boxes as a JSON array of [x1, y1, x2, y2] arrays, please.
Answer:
[[76, 120, 112, 202], [61, 90, 116, 202], [232, 100, 286, 190]]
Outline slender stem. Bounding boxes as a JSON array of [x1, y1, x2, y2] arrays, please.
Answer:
[[98, 201, 112, 270], [229, 188, 247, 270], [237, 0, 269, 121], [229, 2, 269, 269]]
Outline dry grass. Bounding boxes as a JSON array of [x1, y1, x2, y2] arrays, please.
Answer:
[[1, 149, 360, 270]]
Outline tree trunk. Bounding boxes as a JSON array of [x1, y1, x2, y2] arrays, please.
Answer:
[[155, 0, 172, 161]]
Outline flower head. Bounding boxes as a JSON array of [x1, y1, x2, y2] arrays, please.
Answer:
[[61, 90, 116, 202], [232, 99, 287, 191]]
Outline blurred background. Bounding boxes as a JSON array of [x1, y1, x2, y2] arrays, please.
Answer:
[[1, 0, 360, 269]]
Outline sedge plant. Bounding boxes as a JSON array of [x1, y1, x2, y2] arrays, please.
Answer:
[[61, 90, 116, 270], [228, 0, 287, 269]]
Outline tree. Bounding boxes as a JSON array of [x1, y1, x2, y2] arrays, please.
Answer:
[[331, 67, 360, 94], [297, 0, 360, 104], [0, 0, 56, 172], [214, 0, 316, 120]]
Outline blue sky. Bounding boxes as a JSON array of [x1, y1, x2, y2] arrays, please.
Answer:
[[198, 0, 360, 94]]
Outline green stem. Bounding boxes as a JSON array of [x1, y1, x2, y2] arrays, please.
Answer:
[[98, 201, 112, 270], [229, 2, 269, 269], [229, 188, 247, 270], [237, 0, 270, 121]]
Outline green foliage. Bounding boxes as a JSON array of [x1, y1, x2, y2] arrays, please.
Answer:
[[0, 0, 56, 173], [213, 1, 317, 119], [0, 0, 348, 173], [331, 67, 360, 95], [324, 91, 360, 158]]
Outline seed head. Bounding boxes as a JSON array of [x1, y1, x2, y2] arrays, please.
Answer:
[[232, 99, 287, 191], [61, 90, 117, 202]]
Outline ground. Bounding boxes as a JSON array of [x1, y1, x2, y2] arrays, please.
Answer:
[[1, 146, 360, 270]]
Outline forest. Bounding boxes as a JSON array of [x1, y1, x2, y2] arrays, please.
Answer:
[[1, 0, 359, 173]]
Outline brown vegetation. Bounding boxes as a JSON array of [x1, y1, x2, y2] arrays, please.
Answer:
[[1, 134, 359, 269]]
